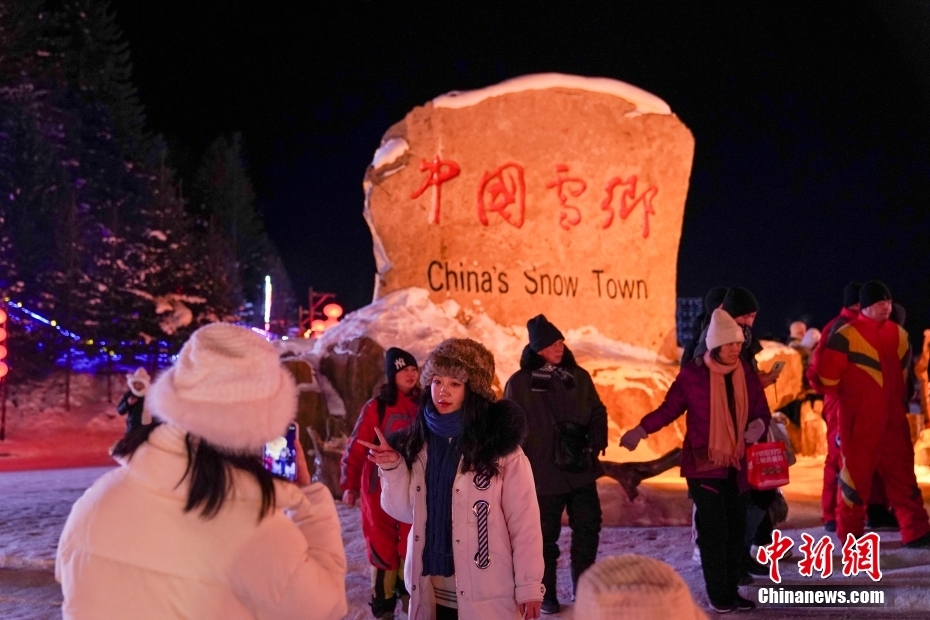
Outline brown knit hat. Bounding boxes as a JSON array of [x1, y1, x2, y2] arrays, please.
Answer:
[[419, 338, 496, 401], [573, 555, 709, 620]]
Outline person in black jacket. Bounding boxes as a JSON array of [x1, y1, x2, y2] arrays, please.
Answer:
[[504, 315, 608, 615], [117, 367, 150, 434]]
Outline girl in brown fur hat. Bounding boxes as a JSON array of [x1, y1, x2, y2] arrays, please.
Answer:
[[361, 338, 545, 620]]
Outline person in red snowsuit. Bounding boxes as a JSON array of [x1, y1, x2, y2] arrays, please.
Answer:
[[341, 347, 420, 619], [815, 281, 930, 547], [807, 282, 860, 530]]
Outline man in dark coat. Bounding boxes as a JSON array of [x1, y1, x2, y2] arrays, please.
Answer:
[[504, 315, 608, 614]]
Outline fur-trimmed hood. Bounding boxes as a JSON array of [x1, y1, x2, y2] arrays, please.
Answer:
[[391, 397, 528, 470], [475, 398, 527, 462], [519, 344, 579, 371]]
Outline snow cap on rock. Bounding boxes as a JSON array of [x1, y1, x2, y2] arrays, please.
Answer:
[[147, 323, 296, 452], [420, 338, 496, 402], [573, 554, 708, 620], [705, 309, 745, 352]]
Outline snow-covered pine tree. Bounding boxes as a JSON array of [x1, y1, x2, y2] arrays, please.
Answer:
[[191, 133, 296, 325]]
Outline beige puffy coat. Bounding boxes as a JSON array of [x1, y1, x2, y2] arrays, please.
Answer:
[[380, 401, 545, 620], [55, 425, 347, 620]]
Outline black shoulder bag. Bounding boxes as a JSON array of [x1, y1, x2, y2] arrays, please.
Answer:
[[531, 370, 593, 473]]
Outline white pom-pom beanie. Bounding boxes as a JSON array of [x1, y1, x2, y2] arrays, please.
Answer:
[[573, 554, 709, 620], [705, 308, 745, 352], [147, 323, 297, 452]]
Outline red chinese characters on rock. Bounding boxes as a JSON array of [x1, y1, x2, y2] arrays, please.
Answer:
[[477, 162, 526, 229], [600, 175, 658, 238], [841, 532, 882, 582], [756, 529, 795, 584], [797, 533, 835, 579], [545, 165, 586, 230], [410, 155, 461, 224], [407, 158, 659, 234]]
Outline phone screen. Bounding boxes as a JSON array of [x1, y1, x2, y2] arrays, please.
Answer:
[[262, 423, 298, 481]]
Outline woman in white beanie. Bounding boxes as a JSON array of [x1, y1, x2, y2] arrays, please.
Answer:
[[574, 554, 708, 620], [362, 338, 545, 620], [620, 309, 771, 613], [56, 323, 347, 620]]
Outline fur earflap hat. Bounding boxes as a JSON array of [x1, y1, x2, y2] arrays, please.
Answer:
[[126, 367, 151, 397], [573, 555, 708, 620], [705, 308, 745, 351], [420, 338, 496, 401], [147, 323, 297, 452]]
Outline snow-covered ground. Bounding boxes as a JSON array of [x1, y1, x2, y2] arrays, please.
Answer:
[[3, 461, 930, 619]]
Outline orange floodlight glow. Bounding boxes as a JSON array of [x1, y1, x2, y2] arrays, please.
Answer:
[[323, 303, 343, 319], [0, 362, 7, 378], [0, 309, 6, 323]]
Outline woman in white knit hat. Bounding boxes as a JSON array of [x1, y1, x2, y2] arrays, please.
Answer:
[[574, 554, 708, 620], [620, 309, 771, 613], [362, 338, 545, 620], [56, 323, 347, 620]]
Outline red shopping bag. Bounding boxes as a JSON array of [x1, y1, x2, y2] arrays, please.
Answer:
[[746, 441, 790, 490]]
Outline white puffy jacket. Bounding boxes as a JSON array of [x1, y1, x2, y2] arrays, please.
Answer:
[[55, 424, 347, 620]]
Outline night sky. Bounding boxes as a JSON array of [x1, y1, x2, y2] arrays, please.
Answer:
[[110, 1, 930, 345]]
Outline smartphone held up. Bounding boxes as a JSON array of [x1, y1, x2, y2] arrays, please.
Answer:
[[262, 423, 298, 481]]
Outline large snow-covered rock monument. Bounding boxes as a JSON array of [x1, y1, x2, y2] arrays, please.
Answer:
[[364, 73, 694, 352], [280, 75, 728, 524]]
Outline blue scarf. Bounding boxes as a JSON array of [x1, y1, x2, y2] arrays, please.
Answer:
[[422, 404, 464, 577]]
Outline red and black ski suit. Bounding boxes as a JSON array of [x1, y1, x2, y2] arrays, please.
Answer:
[[807, 306, 857, 523], [816, 314, 930, 544], [340, 391, 417, 570]]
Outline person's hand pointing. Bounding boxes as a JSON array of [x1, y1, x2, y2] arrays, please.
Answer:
[[357, 427, 401, 468]]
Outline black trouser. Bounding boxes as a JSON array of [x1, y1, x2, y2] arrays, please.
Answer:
[[435, 605, 457, 620], [688, 470, 749, 607], [746, 489, 777, 549], [538, 482, 602, 600]]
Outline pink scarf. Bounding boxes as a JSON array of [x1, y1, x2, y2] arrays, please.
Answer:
[[703, 351, 748, 469]]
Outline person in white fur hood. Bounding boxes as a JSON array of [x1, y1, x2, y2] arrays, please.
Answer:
[[116, 367, 151, 433], [56, 323, 348, 620]]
